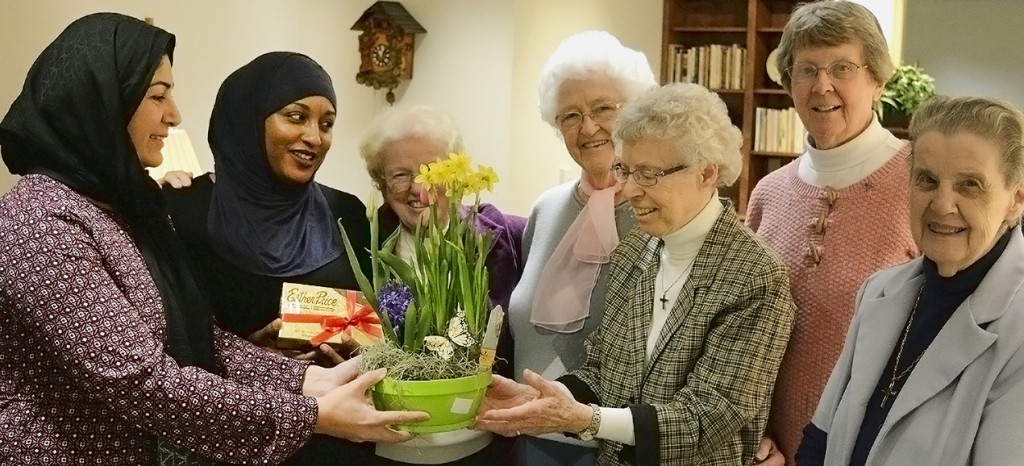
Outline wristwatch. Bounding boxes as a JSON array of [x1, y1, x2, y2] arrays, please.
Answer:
[[576, 404, 602, 441]]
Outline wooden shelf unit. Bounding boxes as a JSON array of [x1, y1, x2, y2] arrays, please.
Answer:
[[661, 0, 804, 216]]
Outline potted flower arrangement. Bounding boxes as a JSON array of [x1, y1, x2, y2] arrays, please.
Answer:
[[338, 153, 501, 433], [878, 64, 937, 128]]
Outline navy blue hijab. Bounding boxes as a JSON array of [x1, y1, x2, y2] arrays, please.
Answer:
[[0, 13, 217, 372], [207, 52, 341, 277]]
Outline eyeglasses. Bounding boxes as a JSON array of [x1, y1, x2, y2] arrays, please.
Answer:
[[555, 102, 622, 131], [384, 172, 413, 193], [787, 61, 869, 83], [611, 162, 688, 187]]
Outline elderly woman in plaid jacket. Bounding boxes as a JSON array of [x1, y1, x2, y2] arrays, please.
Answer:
[[475, 83, 795, 466]]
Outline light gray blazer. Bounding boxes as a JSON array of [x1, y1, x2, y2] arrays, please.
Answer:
[[812, 229, 1024, 465]]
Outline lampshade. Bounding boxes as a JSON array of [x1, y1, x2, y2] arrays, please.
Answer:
[[147, 128, 203, 181]]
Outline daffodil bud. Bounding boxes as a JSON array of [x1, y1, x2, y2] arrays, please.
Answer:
[[365, 191, 378, 220]]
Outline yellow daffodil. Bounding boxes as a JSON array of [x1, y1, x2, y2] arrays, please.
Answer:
[[447, 152, 471, 172], [477, 165, 499, 192], [415, 164, 434, 190], [465, 172, 485, 195]]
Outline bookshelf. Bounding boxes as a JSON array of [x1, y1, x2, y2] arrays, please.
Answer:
[[662, 0, 804, 216]]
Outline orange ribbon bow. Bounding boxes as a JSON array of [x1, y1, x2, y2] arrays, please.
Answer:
[[281, 291, 383, 346]]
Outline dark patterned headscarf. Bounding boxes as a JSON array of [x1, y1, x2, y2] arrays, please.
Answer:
[[0, 13, 217, 372], [207, 52, 341, 277]]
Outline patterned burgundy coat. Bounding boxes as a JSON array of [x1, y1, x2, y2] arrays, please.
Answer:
[[0, 175, 318, 464]]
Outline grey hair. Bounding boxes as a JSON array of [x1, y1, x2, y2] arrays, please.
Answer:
[[359, 105, 465, 189], [777, 1, 894, 90], [910, 95, 1024, 187], [537, 31, 657, 128], [613, 83, 743, 187]]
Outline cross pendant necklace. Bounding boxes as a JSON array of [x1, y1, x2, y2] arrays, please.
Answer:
[[880, 286, 924, 408], [659, 266, 689, 310]]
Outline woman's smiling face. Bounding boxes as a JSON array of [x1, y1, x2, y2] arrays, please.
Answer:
[[555, 73, 625, 189], [910, 130, 1024, 276], [788, 42, 883, 150], [263, 96, 335, 187]]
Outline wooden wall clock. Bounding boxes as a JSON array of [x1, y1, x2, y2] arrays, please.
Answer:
[[351, 1, 426, 104]]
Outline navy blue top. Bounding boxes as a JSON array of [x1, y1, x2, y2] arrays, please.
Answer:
[[797, 228, 1013, 466]]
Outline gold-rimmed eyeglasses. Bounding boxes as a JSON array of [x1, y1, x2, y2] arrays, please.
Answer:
[[555, 102, 622, 131], [787, 61, 869, 83], [384, 172, 414, 193], [611, 162, 688, 187]]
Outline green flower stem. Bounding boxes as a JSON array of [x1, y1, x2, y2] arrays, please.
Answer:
[[337, 218, 397, 343]]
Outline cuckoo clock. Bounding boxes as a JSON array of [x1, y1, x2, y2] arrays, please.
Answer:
[[351, 1, 426, 104]]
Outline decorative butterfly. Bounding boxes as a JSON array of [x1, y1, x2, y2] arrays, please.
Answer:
[[424, 335, 454, 360], [447, 308, 476, 348], [423, 309, 477, 360]]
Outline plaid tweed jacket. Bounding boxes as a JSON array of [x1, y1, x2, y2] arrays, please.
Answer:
[[564, 201, 795, 465]]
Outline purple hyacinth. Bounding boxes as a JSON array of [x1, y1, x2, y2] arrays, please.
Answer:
[[377, 280, 413, 337]]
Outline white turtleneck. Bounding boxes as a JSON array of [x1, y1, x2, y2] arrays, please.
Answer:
[[797, 115, 906, 189], [595, 193, 723, 446], [646, 194, 723, 358]]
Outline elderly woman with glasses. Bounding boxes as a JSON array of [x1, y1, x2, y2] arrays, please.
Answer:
[[359, 105, 526, 466], [744, 3, 919, 463], [506, 30, 657, 465], [476, 83, 795, 466], [797, 96, 1024, 466]]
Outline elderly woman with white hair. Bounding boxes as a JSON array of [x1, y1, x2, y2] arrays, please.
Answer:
[[358, 105, 526, 466], [478, 83, 795, 466], [505, 30, 658, 465]]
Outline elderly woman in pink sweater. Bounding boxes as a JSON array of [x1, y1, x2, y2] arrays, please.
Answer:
[[745, 3, 918, 464]]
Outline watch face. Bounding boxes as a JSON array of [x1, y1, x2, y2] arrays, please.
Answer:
[[371, 43, 393, 69]]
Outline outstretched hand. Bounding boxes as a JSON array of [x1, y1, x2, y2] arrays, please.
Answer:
[[158, 170, 193, 189], [473, 369, 591, 437], [248, 318, 347, 366], [315, 367, 430, 443], [477, 373, 539, 414]]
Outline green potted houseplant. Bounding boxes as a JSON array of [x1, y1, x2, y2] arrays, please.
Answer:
[[338, 153, 501, 433], [878, 64, 937, 128]]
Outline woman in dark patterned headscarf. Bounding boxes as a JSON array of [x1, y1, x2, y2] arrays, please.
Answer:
[[0, 13, 425, 465], [164, 52, 372, 346], [164, 50, 378, 466]]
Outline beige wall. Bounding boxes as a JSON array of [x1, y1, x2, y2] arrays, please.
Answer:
[[902, 0, 1024, 108], [0, 0, 661, 214]]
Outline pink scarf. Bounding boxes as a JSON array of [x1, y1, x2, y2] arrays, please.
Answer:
[[530, 179, 621, 333]]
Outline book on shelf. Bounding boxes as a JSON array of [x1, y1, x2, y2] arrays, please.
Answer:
[[754, 106, 806, 155], [667, 43, 746, 91]]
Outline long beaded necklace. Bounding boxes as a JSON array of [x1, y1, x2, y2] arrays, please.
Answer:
[[880, 286, 925, 408]]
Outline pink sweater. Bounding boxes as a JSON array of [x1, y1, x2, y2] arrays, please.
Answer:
[[746, 145, 918, 463]]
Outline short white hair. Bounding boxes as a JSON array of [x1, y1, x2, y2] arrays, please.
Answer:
[[359, 105, 464, 189], [537, 31, 657, 128], [613, 83, 743, 187]]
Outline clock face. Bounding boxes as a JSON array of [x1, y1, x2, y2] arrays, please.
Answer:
[[371, 43, 393, 69]]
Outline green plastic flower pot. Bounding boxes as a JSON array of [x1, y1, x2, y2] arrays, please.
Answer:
[[372, 372, 492, 433]]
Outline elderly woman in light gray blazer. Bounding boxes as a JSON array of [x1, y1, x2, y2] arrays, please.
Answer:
[[798, 96, 1024, 466]]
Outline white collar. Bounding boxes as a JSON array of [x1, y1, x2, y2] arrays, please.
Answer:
[[805, 116, 891, 174], [660, 193, 721, 263]]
